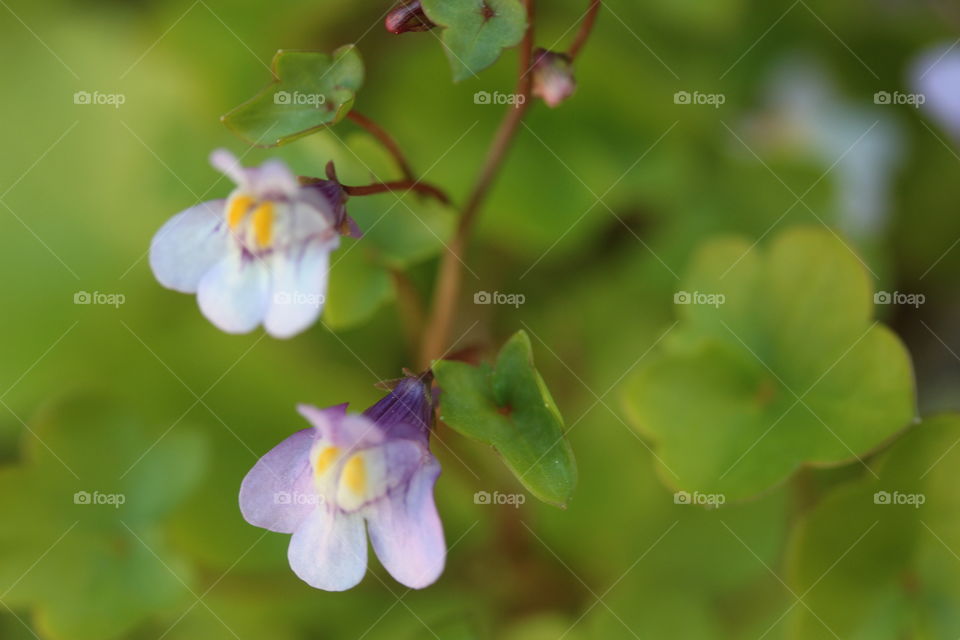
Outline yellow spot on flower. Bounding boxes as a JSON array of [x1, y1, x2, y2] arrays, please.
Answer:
[[342, 454, 366, 495], [313, 446, 340, 479], [251, 202, 275, 247], [227, 195, 255, 229]]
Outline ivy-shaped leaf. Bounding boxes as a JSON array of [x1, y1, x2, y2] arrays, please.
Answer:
[[0, 395, 206, 640], [784, 415, 960, 639], [433, 331, 577, 507], [420, 0, 527, 82], [222, 46, 364, 147], [622, 226, 916, 501]]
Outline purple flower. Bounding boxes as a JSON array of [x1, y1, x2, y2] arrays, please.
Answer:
[[531, 49, 576, 108], [239, 374, 445, 590], [150, 149, 354, 339]]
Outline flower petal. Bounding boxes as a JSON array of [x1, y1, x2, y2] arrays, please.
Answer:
[[250, 159, 299, 199], [367, 456, 445, 589], [264, 238, 336, 339], [210, 149, 246, 186], [149, 200, 228, 293], [335, 438, 423, 512], [288, 507, 367, 591], [913, 45, 960, 138], [297, 407, 385, 450], [239, 428, 317, 533], [210, 149, 299, 198], [197, 254, 271, 333]]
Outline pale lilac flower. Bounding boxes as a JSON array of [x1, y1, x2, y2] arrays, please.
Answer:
[[239, 374, 445, 590], [911, 43, 960, 140], [150, 149, 356, 338]]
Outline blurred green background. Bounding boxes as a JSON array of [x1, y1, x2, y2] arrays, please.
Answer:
[[0, 0, 958, 638]]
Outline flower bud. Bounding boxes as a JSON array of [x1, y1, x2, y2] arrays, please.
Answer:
[[385, 0, 436, 34], [531, 49, 576, 108]]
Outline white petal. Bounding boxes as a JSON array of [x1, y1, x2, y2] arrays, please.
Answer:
[[210, 149, 299, 199], [250, 159, 299, 199], [264, 239, 336, 339], [336, 439, 423, 512], [149, 200, 228, 293], [288, 507, 367, 591], [367, 457, 445, 589], [197, 255, 271, 334]]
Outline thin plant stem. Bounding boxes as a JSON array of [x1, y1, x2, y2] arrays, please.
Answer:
[[346, 110, 417, 182], [567, 0, 601, 61], [418, 0, 537, 367]]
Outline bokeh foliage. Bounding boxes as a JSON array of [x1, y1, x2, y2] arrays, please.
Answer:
[[0, 0, 958, 637]]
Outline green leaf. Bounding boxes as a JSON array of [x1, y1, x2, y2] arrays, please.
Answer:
[[784, 415, 960, 640], [222, 46, 364, 147], [0, 394, 206, 640], [622, 226, 916, 501], [323, 239, 393, 330], [433, 331, 577, 507], [420, 0, 527, 82]]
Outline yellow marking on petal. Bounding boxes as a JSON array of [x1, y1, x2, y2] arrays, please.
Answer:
[[227, 195, 255, 229], [342, 454, 366, 495], [313, 446, 340, 480], [251, 202, 275, 247]]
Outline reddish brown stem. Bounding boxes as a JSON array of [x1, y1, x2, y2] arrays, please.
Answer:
[[567, 0, 601, 61], [418, 0, 536, 368], [346, 110, 417, 182], [342, 180, 450, 204]]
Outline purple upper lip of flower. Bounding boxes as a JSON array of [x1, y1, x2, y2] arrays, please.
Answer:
[[238, 373, 446, 591]]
